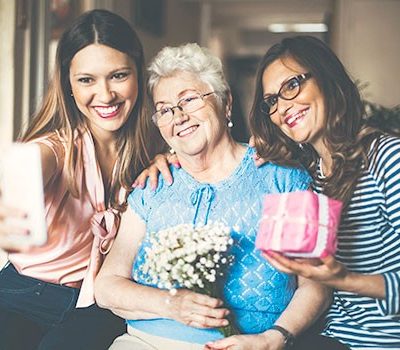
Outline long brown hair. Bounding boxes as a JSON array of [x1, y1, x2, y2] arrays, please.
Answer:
[[249, 35, 379, 205], [21, 9, 160, 211]]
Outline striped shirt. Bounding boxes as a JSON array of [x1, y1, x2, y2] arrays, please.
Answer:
[[314, 135, 400, 349]]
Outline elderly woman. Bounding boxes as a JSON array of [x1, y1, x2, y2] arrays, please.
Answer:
[[95, 43, 329, 350]]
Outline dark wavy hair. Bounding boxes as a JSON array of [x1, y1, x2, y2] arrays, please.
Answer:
[[249, 35, 378, 205]]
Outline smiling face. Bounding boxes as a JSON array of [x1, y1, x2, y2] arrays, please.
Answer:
[[152, 71, 227, 158], [69, 44, 138, 139], [262, 57, 326, 150]]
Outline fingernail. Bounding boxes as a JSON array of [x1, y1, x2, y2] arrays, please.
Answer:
[[173, 162, 181, 168]]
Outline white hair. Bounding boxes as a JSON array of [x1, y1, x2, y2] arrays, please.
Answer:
[[147, 43, 230, 104]]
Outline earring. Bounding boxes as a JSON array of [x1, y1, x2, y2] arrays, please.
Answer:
[[70, 92, 74, 97], [227, 110, 233, 128], [298, 143, 304, 150], [169, 148, 175, 154]]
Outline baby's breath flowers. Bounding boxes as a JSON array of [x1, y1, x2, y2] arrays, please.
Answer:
[[135, 221, 236, 336]]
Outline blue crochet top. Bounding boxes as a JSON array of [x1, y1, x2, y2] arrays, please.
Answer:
[[127, 146, 311, 344]]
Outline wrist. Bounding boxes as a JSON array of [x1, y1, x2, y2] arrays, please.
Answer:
[[268, 325, 295, 349]]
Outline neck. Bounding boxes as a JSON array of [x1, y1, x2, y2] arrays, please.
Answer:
[[313, 138, 332, 176], [178, 136, 246, 183]]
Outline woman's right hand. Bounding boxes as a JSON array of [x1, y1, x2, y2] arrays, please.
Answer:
[[0, 200, 30, 251], [165, 289, 230, 329]]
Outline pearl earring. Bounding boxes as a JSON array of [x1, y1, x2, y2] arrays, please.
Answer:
[[227, 119, 234, 128], [169, 148, 175, 154]]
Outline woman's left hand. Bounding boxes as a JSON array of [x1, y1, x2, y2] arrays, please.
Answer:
[[132, 152, 180, 190], [264, 251, 349, 289], [204, 331, 285, 350]]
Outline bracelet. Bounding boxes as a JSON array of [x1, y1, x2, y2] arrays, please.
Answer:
[[270, 325, 295, 349]]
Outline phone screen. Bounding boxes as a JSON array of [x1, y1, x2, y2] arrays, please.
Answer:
[[0, 143, 47, 246]]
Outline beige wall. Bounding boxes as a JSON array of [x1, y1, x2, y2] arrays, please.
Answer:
[[113, 0, 201, 65], [0, 0, 16, 149], [332, 0, 400, 107]]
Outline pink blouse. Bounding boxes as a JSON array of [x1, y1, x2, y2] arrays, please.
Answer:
[[8, 130, 120, 307]]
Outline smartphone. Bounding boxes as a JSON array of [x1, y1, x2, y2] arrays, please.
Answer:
[[0, 143, 47, 246]]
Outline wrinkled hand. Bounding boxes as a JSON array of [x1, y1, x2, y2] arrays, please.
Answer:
[[166, 289, 229, 329], [205, 331, 285, 350], [264, 251, 349, 289], [0, 201, 30, 252], [132, 153, 180, 190]]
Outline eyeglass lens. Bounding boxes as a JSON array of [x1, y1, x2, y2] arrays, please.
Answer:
[[261, 74, 309, 116], [153, 92, 211, 126]]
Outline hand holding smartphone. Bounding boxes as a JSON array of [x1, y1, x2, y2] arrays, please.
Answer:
[[0, 143, 47, 247]]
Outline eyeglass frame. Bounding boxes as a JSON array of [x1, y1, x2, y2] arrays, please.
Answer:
[[151, 91, 216, 126], [260, 72, 312, 116]]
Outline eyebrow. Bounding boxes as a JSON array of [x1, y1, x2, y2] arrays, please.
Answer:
[[154, 89, 199, 106], [72, 66, 134, 77]]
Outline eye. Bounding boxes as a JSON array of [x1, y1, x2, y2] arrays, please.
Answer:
[[77, 77, 93, 84], [112, 72, 129, 80], [264, 95, 278, 107], [179, 94, 200, 107], [284, 77, 300, 91], [158, 106, 173, 116]]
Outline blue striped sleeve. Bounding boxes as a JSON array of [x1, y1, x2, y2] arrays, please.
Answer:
[[373, 136, 400, 315], [377, 272, 400, 315]]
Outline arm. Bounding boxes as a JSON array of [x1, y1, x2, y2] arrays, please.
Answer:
[[265, 253, 386, 299], [206, 276, 330, 350], [0, 143, 57, 251], [95, 208, 229, 328]]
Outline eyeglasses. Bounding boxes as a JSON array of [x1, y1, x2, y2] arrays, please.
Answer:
[[152, 91, 215, 127], [260, 73, 312, 116]]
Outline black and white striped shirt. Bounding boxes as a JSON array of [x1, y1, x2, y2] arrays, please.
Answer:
[[314, 135, 400, 349]]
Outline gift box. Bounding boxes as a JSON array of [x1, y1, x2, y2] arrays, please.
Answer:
[[256, 191, 343, 258]]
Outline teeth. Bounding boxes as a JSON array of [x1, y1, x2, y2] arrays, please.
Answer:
[[178, 126, 197, 136], [287, 109, 308, 125], [95, 104, 120, 115]]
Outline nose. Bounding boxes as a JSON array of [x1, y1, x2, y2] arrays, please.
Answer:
[[172, 106, 189, 125], [97, 82, 115, 103], [276, 97, 293, 117]]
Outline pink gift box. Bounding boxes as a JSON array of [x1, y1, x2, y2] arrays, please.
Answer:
[[256, 191, 343, 258]]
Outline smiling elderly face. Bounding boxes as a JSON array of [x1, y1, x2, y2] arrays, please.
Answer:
[[152, 71, 228, 158]]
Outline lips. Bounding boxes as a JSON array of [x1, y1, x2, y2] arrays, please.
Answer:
[[284, 107, 309, 128], [177, 125, 199, 137], [93, 103, 123, 119]]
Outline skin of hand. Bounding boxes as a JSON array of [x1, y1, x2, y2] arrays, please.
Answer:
[[165, 289, 230, 328], [132, 152, 180, 190], [264, 251, 386, 299], [204, 330, 285, 350]]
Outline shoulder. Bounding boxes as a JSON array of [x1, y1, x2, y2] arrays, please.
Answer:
[[254, 158, 311, 193], [369, 135, 400, 170]]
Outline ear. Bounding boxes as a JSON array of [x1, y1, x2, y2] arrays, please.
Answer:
[[225, 91, 233, 118]]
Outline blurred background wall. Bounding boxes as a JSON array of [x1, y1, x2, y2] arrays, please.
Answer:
[[1, 0, 399, 147]]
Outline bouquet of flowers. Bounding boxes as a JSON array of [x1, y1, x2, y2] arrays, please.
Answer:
[[135, 221, 236, 337]]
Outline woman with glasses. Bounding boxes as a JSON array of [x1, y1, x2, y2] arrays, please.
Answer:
[[95, 43, 331, 350], [252, 36, 400, 349]]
